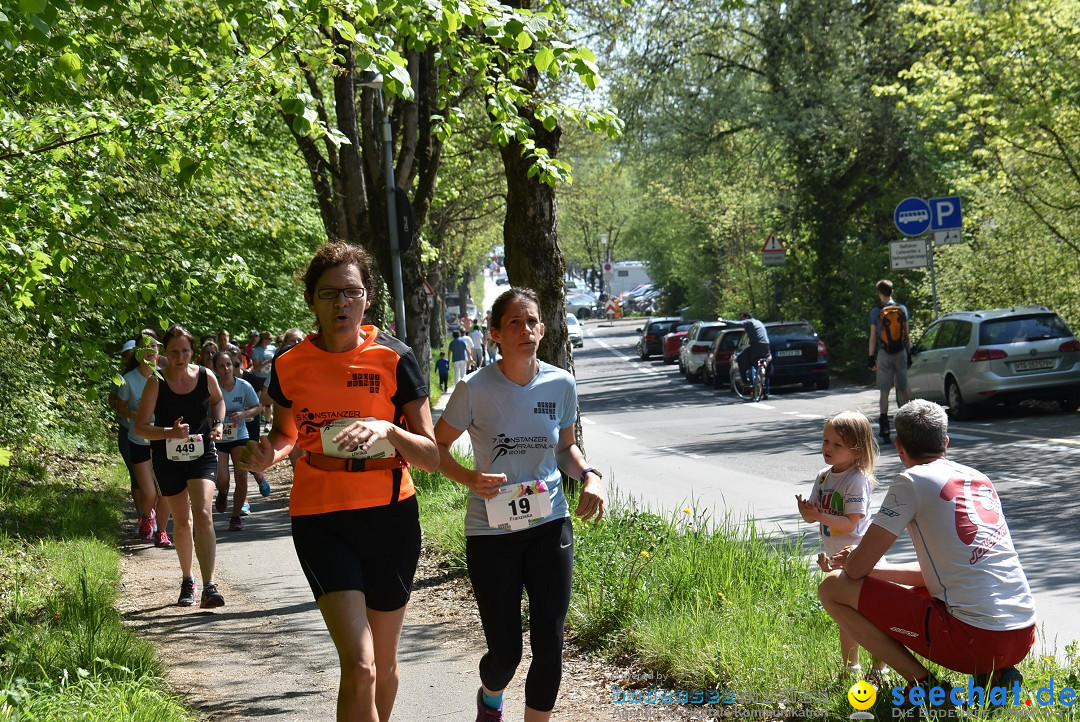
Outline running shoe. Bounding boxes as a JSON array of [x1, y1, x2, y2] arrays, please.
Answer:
[[240, 500, 251, 516], [475, 689, 504, 722], [137, 514, 154, 541], [255, 472, 271, 497], [177, 577, 196, 607], [215, 488, 228, 514], [200, 582, 225, 609], [229, 516, 243, 531], [155, 529, 174, 549]]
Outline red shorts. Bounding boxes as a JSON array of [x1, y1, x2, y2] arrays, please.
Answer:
[[858, 577, 1035, 675]]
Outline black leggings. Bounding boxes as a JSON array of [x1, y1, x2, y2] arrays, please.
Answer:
[[466, 517, 573, 713]]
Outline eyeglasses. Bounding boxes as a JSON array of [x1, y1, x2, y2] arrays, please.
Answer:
[[316, 287, 367, 300]]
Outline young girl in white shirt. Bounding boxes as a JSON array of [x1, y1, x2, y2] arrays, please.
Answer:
[[796, 411, 888, 683]]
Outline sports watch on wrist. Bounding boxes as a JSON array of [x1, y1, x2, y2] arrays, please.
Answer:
[[579, 467, 602, 484]]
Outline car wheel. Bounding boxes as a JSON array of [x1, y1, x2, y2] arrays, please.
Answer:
[[815, 377, 830, 391], [663, 353, 674, 365], [713, 366, 724, 389], [946, 378, 972, 420], [1058, 388, 1080, 413]]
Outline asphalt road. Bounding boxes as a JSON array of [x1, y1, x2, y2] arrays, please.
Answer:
[[574, 316, 1080, 661]]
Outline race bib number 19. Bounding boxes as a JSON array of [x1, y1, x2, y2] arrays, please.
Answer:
[[166, 435, 206, 461], [485, 481, 552, 531]]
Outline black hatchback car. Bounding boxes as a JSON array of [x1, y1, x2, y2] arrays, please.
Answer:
[[636, 316, 683, 360], [730, 320, 829, 390]]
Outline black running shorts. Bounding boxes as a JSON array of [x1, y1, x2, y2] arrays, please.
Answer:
[[129, 441, 152, 465], [151, 450, 218, 497], [291, 495, 421, 611]]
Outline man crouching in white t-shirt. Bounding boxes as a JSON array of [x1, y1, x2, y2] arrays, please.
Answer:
[[817, 399, 1036, 698]]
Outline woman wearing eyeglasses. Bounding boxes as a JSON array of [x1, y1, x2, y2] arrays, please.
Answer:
[[211, 351, 262, 531], [239, 241, 439, 722]]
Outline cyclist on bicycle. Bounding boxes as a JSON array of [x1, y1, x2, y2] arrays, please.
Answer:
[[736, 311, 772, 399]]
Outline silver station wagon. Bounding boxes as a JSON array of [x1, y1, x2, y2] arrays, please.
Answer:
[[908, 306, 1080, 418]]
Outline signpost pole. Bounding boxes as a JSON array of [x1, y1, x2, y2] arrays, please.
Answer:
[[928, 243, 939, 319]]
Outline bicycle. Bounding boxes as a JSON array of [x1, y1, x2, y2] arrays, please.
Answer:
[[730, 354, 770, 402]]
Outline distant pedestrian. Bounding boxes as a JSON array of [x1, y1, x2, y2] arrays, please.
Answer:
[[868, 279, 912, 440], [796, 411, 887, 682], [449, 330, 469, 385], [238, 241, 439, 722], [470, 326, 485, 369], [434, 287, 607, 722], [436, 352, 450, 392]]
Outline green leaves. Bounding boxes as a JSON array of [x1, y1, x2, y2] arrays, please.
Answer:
[[19, 0, 47, 14]]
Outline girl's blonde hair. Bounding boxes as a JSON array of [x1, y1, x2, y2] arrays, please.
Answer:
[[825, 411, 878, 483]]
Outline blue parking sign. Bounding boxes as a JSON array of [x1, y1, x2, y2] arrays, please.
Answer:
[[929, 196, 962, 231], [894, 197, 931, 236]]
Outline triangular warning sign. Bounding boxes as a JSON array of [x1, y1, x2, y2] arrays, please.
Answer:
[[761, 231, 785, 253]]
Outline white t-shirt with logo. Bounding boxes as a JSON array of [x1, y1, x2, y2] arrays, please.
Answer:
[[871, 457, 1036, 631], [440, 361, 576, 536], [809, 465, 873, 557]]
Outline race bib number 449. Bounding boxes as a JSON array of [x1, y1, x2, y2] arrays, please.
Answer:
[[166, 435, 205, 461], [485, 481, 552, 531]]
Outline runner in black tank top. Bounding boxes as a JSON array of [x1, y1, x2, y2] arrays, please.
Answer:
[[135, 325, 228, 609]]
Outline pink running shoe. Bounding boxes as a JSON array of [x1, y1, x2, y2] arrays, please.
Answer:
[[155, 529, 174, 549], [137, 514, 154, 541], [475, 689, 504, 721]]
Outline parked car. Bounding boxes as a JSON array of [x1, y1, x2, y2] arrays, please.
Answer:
[[702, 326, 746, 388], [729, 320, 829, 391], [635, 316, 683, 360], [679, 321, 733, 381], [565, 292, 597, 320], [907, 306, 1080, 418], [566, 313, 584, 348], [662, 322, 697, 365], [495, 271, 509, 285]]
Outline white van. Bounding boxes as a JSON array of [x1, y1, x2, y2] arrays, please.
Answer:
[[609, 261, 653, 297]]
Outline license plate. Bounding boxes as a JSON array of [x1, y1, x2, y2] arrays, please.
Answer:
[[1013, 359, 1053, 372], [776, 349, 801, 357]]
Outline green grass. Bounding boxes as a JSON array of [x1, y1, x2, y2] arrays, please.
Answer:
[[0, 451, 196, 722], [414, 462, 1080, 719], [412, 461, 469, 571]]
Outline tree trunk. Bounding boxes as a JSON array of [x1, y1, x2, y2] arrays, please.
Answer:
[[499, 128, 570, 373]]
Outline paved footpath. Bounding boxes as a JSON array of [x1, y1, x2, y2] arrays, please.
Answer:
[[118, 391, 624, 722]]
